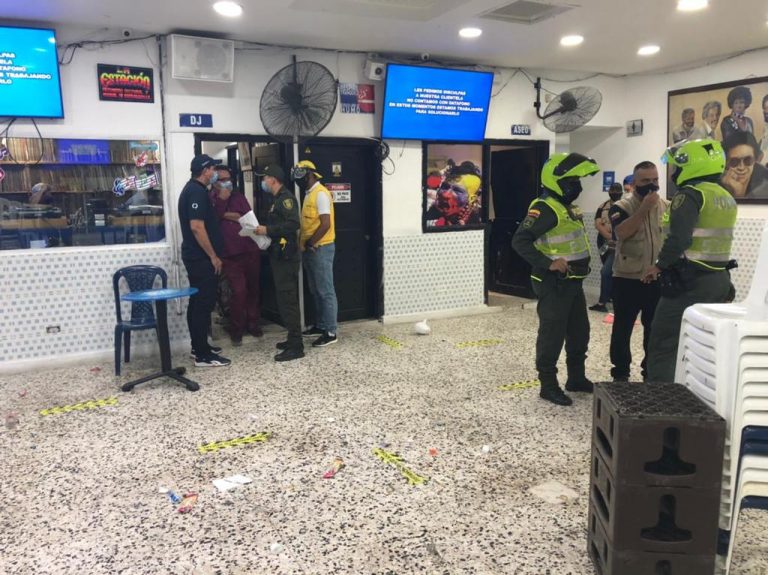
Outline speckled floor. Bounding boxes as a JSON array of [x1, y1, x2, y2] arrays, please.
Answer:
[[1, 302, 767, 575]]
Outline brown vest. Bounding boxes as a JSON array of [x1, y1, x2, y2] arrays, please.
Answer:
[[613, 194, 669, 280]]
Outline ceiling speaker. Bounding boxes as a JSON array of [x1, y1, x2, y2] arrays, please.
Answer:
[[364, 59, 386, 82], [170, 34, 234, 83]]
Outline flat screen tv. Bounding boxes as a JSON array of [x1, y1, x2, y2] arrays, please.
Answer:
[[381, 64, 493, 142], [0, 26, 64, 119]]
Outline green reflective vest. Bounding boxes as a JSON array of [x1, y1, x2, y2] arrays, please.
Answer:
[[684, 182, 737, 269], [531, 196, 590, 278]]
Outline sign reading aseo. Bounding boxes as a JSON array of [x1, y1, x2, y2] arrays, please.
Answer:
[[511, 124, 532, 136], [97, 64, 154, 103], [179, 114, 213, 128]]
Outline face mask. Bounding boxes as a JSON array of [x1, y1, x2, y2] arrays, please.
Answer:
[[218, 181, 233, 191], [295, 178, 308, 192], [209, 171, 219, 185], [609, 193, 622, 201], [260, 180, 271, 193], [635, 183, 659, 197], [560, 180, 582, 204]]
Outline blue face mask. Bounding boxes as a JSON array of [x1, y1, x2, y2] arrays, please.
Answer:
[[218, 181, 233, 191], [209, 171, 219, 185], [260, 180, 271, 193]]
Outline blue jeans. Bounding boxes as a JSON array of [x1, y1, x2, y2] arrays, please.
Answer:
[[599, 250, 614, 304], [303, 243, 338, 333]]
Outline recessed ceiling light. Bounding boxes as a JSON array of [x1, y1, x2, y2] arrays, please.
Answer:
[[638, 44, 661, 56], [459, 27, 483, 39], [677, 0, 708, 11], [213, 1, 243, 17], [560, 35, 584, 47]]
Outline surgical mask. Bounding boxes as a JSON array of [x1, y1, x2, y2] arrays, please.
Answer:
[[218, 181, 233, 191], [209, 171, 219, 185], [560, 180, 582, 204], [635, 182, 659, 197], [260, 180, 271, 193], [609, 193, 622, 201]]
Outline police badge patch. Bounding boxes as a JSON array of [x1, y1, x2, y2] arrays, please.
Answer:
[[671, 194, 685, 210], [283, 198, 294, 210]]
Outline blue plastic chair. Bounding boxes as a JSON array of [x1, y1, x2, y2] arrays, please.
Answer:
[[113, 265, 168, 375]]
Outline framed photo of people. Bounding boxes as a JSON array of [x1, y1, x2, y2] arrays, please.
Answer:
[[422, 143, 484, 232], [668, 76, 768, 203]]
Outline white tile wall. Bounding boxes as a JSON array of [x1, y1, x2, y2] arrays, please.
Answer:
[[0, 245, 189, 363], [383, 231, 485, 316]]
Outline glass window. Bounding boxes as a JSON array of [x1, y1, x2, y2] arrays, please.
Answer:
[[0, 137, 164, 250]]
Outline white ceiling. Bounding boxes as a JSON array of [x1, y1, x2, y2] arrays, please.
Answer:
[[3, 0, 768, 75]]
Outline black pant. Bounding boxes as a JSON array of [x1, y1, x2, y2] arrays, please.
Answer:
[[270, 254, 303, 351], [532, 274, 590, 387], [609, 277, 660, 379], [184, 257, 218, 356]]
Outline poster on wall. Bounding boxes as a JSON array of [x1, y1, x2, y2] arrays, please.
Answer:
[[97, 64, 155, 103], [423, 143, 483, 232], [339, 83, 375, 114], [668, 76, 768, 203]]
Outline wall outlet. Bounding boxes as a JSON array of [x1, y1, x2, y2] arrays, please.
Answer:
[[46, 325, 61, 334]]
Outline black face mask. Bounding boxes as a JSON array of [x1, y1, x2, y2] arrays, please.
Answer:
[[560, 179, 582, 204], [609, 193, 622, 201], [635, 182, 660, 197], [294, 177, 308, 192]]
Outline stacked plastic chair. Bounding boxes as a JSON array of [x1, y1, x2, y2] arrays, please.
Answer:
[[674, 222, 768, 573]]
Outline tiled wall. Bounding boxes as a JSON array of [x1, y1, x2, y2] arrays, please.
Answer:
[[0, 245, 188, 364], [383, 231, 485, 317], [581, 213, 764, 302]]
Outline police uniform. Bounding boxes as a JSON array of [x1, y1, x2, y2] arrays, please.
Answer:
[[646, 180, 736, 382], [266, 185, 303, 354]]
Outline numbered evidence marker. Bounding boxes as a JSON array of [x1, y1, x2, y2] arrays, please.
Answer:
[[179, 113, 213, 128], [372, 447, 428, 486]]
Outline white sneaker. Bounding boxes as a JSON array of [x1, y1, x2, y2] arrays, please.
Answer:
[[194, 353, 231, 367]]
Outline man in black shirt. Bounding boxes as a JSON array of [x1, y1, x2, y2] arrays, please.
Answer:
[[178, 154, 231, 367]]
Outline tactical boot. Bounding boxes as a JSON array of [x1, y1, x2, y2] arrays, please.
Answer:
[[565, 378, 594, 393], [539, 376, 573, 406]]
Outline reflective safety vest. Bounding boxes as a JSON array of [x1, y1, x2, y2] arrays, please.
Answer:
[[531, 196, 590, 278], [300, 182, 335, 248], [684, 182, 737, 270]]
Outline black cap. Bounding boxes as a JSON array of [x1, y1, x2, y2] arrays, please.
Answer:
[[190, 154, 217, 173], [257, 164, 286, 183]]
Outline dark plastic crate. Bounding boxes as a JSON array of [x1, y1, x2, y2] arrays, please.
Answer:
[[590, 447, 720, 554], [592, 382, 725, 488], [588, 504, 716, 575]]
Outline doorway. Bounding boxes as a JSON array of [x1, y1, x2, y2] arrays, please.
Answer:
[[484, 140, 549, 298], [299, 138, 382, 323]]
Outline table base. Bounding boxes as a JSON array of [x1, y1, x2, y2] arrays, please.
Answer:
[[121, 366, 199, 392]]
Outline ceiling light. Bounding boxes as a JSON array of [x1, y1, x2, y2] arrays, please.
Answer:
[[677, 0, 708, 11], [638, 44, 661, 56], [213, 1, 243, 17], [560, 35, 584, 47], [459, 27, 483, 39]]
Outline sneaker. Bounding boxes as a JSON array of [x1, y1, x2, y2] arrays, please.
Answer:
[[302, 326, 325, 337], [312, 332, 338, 347], [190, 344, 223, 358], [565, 378, 594, 393], [589, 303, 609, 312], [539, 386, 573, 406], [194, 353, 232, 367], [275, 348, 305, 362]]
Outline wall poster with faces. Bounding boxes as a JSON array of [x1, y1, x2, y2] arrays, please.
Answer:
[[668, 76, 768, 203], [422, 143, 484, 232]]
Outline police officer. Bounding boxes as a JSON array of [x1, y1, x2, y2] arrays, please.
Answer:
[[643, 139, 737, 382], [255, 165, 304, 361], [512, 153, 601, 406]]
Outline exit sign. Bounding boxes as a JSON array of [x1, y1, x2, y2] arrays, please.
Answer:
[[179, 113, 213, 128]]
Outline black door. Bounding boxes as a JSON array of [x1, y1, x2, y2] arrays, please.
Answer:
[[487, 144, 549, 298], [300, 140, 381, 323]]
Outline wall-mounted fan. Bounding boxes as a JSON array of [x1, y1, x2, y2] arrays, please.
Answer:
[[534, 78, 602, 133], [259, 57, 338, 143]]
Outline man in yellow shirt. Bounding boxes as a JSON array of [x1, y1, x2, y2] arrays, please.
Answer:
[[293, 160, 338, 347]]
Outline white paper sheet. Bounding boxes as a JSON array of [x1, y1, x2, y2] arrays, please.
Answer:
[[238, 210, 271, 250], [212, 474, 253, 492]]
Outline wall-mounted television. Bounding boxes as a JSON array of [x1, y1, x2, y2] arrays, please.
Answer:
[[381, 64, 493, 142], [0, 26, 64, 119]]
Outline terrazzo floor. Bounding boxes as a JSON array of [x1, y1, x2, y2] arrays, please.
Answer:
[[1, 301, 767, 575]]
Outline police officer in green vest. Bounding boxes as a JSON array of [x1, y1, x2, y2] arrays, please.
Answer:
[[643, 139, 737, 382], [512, 152, 601, 406]]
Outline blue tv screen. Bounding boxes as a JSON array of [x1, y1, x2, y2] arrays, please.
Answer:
[[381, 64, 493, 142], [0, 26, 64, 119]]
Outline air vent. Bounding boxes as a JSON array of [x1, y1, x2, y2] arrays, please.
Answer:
[[482, 0, 575, 25]]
